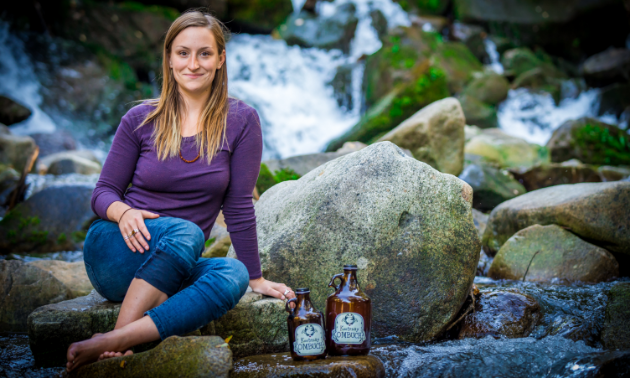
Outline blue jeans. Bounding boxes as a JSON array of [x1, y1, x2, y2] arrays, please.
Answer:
[[83, 216, 249, 340]]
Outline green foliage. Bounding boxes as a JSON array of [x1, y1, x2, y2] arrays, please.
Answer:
[[57, 233, 67, 244], [28, 230, 49, 245], [72, 230, 88, 243], [256, 163, 277, 195], [255, 164, 302, 195], [205, 237, 217, 248], [396, 0, 446, 14], [118, 2, 179, 21], [574, 124, 630, 165], [18, 216, 40, 231]]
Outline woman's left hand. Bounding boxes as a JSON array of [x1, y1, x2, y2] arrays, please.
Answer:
[[249, 277, 295, 301]]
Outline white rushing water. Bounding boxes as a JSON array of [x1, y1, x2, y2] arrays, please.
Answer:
[[483, 38, 504, 74], [0, 24, 57, 135], [227, 0, 409, 158]]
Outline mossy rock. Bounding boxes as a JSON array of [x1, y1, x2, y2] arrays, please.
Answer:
[[501, 48, 543, 77], [229, 0, 293, 32], [461, 71, 509, 106], [602, 283, 630, 350], [546, 117, 630, 166], [255, 163, 301, 196], [488, 224, 619, 283], [327, 64, 450, 151], [464, 129, 550, 169], [512, 66, 566, 104], [509, 160, 602, 191], [458, 94, 498, 129], [363, 27, 441, 110], [431, 41, 483, 94], [229, 142, 480, 342], [482, 181, 630, 257], [458, 163, 525, 212]]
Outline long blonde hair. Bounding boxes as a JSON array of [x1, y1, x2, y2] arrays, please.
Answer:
[[138, 10, 230, 164]]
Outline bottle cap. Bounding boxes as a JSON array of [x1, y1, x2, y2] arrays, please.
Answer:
[[343, 264, 358, 270], [295, 288, 310, 294]]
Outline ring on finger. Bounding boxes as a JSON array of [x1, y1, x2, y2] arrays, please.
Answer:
[[131, 229, 138, 236], [128, 233, 135, 238], [124, 235, 130, 240], [283, 289, 291, 296]]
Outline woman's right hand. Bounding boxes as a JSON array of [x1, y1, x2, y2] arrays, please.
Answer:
[[119, 208, 160, 253]]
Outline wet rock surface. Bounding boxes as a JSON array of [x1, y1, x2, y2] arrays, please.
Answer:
[[458, 163, 525, 212], [378, 97, 466, 176], [471, 209, 488, 239], [465, 129, 549, 169], [601, 283, 630, 350], [489, 225, 619, 283], [70, 336, 231, 378], [509, 160, 602, 191], [231, 353, 385, 378], [0, 95, 32, 126], [0, 184, 95, 254], [229, 142, 480, 342], [204, 292, 287, 359], [582, 48, 630, 87], [458, 291, 541, 339], [27, 290, 120, 367], [482, 181, 630, 257], [0, 260, 68, 332]]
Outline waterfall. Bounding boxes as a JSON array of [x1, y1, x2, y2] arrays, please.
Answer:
[[484, 38, 504, 74], [0, 23, 57, 135]]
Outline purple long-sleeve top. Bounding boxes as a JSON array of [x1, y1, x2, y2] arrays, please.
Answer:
[[91, 98, 262, 279]]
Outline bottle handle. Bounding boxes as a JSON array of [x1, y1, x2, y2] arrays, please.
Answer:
[[328, 273, 345, 291], [285, 298, 297, 315]]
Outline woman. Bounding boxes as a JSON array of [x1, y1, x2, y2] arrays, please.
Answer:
[[65, 10, 295, 372]]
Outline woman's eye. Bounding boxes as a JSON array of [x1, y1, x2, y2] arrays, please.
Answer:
[[179, 51, 187, 56]]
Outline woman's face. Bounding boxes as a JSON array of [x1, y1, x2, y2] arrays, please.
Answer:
[[169, 26, 226, 97]]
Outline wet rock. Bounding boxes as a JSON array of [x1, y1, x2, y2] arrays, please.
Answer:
[[202, 224, 232, 258], [326, 66, 449, 151], [472, 209, 488, 239], [598, 165, 630, 182], [71, 336, 231, 378], [465, 129, 550, 169], [378, 97, 466, 175], [0, 95, 31, 126], [582, 48, 630, 87], [477, 249, 492, 276], [37, 150, 102, 175], [330, 64, 354, 110], [458, 94, 498, 129], [459, 163, 525, 212], [0, 164, 20, 206], [0, 184, 96, 254], [203, 292, 287, 358], [432, 42, 483, 94], [512, 66, 565, 104], [232, 353, 385, 378], [482, 181, 630, 256], [488, 225, 619, 283], [601, 283, 630, 349], [546, 117, 630, 166], [451, 22, 489, 64], [461, 71, 509, 106], [229, 142, 480, 342], [598, 83, 630, 118], [370, 9, 388, 42], [279, 4, 358, 54], [29, 131, 77, 158], [0, 260, 68, 332], [28, 260, 93, 298], [509, 160, 602, 191], [28, 290, 120, 367], [501, 48, 545, 77], [0, 133, 37, 173], [459, 291, 541, 339], [549, 350, 630, 377]]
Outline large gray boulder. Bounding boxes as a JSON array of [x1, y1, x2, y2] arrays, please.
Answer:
[[229, 142, 480, 342], [482, 182, 630, 257], [71, 336, 232, 378], [378, 97, 466, 176], [0, 133, 37, 173], [488, 225, 619, 283], [0, 184, 95, 254], [582, 48, 630, 87], [1, 260, 68, 332]]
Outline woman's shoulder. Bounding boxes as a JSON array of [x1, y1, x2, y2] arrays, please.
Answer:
[[122, 100, 158, 127], [227, 98, 259, 127]]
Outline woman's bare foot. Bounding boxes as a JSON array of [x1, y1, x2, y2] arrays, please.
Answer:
[[98, 350, 133, 361], [66, 332, 124, 372]]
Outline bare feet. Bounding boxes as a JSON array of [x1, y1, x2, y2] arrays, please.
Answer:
[[98, 350, 133, 361], [66, 332, 124, 372]]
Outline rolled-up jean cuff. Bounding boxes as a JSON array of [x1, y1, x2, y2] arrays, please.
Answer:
[[134, 248, 189, 297], [145, 310, 168, 340]]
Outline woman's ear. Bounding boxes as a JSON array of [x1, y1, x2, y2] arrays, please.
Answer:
[[218, 49, 226, 70]]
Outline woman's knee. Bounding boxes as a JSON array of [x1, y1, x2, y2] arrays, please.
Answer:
[[156, 218, 205, 266]]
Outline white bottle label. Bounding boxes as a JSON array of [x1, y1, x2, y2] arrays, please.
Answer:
[[293, 323, 326, 356], [331, 312, 366, 344]]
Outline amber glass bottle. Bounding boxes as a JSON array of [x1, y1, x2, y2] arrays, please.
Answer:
[[325, 265, 372, 356], [285, 288, 327, 361]]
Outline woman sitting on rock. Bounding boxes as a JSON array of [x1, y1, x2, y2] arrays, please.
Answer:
[[65, 10, 295, 372]]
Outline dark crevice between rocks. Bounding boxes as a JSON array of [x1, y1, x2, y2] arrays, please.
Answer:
[[522, 250, 541, 282]]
